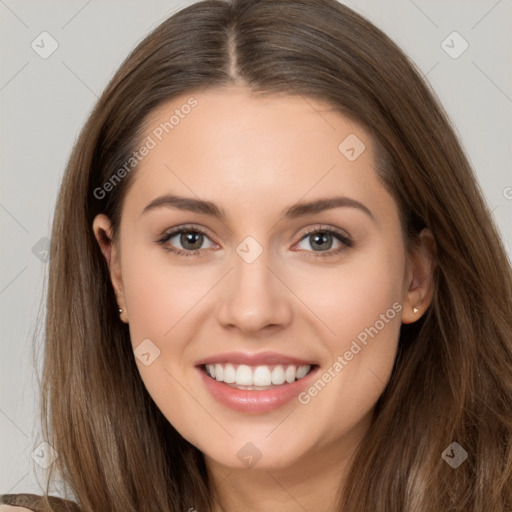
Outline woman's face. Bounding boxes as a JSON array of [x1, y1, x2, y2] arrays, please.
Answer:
[[94, 86, 429, 471]]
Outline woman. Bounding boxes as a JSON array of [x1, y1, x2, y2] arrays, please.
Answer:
[[2, 0, 511, 510]]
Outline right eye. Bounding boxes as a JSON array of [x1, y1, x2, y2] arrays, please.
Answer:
[[157, 226, 217, 257]]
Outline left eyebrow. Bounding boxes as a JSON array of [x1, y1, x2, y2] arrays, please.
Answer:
[[140, 194, 374, 221], [283, 196, 374, 221]]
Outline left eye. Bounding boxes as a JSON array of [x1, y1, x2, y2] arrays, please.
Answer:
[[296, 230, 348, 253]]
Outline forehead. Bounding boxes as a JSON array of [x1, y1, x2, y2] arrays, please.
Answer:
[[125, 86, 391, 221]]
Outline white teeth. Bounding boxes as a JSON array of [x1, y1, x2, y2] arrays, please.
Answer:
[[214, 363, 223, 381], [253, 366, 272, 386], [296, 365, 309, 379], [205, 363, 312, 387], [285, 365, 296, 383], [236, 365, 253, 385], [271, 365, 286, 385], [223, 363, 236, 383]]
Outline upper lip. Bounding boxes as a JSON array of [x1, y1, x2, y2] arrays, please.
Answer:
[[195, 351, 317, 367]]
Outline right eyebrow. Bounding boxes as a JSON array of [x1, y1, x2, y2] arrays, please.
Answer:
[[141, 194, 225, 219]]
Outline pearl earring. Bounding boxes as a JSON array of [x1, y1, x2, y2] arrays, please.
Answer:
[[119, 308, 123, 314], [413, 306, 419, 314]]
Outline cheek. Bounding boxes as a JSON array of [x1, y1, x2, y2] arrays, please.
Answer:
[[119, 246, 212, 432], [119, 244, 220, 408], [120, 242, 214, 346], [292, 241, 405, 426], [292, 239, 405, 350]]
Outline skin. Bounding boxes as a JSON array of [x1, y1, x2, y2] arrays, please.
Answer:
[[93, 86, 435, 512]]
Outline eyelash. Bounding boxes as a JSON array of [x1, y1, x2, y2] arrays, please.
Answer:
[[156, 224, 353, 258]]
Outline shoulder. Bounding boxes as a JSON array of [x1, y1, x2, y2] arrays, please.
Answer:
[[0, 494, 81, 512]]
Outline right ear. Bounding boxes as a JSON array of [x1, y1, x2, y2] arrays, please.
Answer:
[[92, 214, 128, 323]]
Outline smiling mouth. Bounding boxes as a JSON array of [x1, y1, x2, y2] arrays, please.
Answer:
[[201, 363, 317, 390]]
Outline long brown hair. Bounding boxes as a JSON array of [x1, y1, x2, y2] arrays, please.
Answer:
[[34, 0, 512, 510]]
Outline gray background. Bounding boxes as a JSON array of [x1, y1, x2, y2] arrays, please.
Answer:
[[1, 0, 511, 497]]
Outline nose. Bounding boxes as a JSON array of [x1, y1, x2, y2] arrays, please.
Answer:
[[217, 248, 293, 335]]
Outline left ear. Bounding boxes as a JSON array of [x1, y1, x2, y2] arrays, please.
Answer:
[[401, 228, 436, 324]]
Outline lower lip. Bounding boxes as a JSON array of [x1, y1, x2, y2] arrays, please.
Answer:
[[197, 366, 319, 413]]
